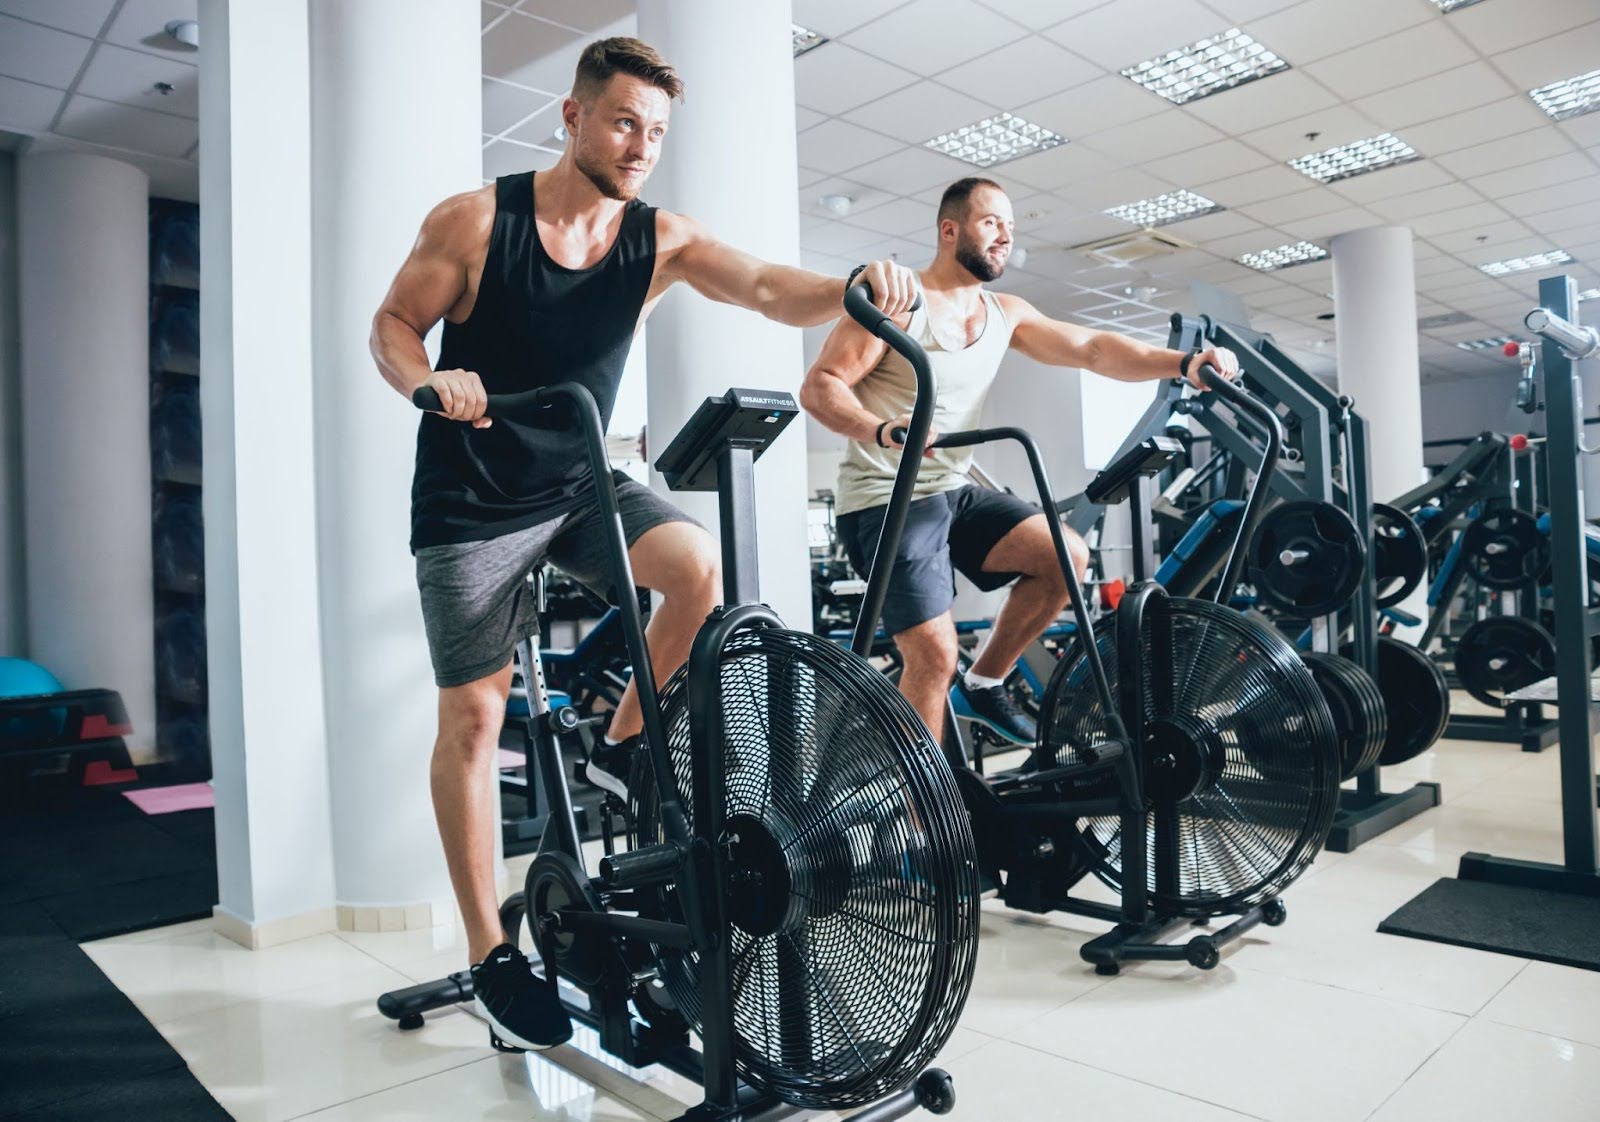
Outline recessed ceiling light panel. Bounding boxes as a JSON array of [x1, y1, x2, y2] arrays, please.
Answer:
[[1478, 249, 1574, 276], [1456, 335, 1518, 351], [1238, 241, 1328, 272], [1430, 0, 1486, 12], [1289, 133, 1419, 183], [1121, 27, 1288, 104], [1104, 189, 1222, 228], [925, 112, 1066, 168], [792, 23, 828, 58], [1529, 68, 1600, 122]]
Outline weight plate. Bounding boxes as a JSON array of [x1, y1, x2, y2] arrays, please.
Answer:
[[1342, 636, 1450, 766], [1371, 503, 1427, 609], [1302, 652, 1388, 780], [1249, 500, 1367, 616], [1460, 509, 1550, 590], [1455, 616, 1556, 709]]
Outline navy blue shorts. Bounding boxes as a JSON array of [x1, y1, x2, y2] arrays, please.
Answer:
[[837, 484, 1040, 637]]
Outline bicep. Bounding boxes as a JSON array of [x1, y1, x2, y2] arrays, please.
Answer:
[[668, 228, 767, 307], [807, 320, 890, 389]]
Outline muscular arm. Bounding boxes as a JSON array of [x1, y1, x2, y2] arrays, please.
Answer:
[[999, 293, 1185, 384], [369, 190, 492, 398], [655, 212, 913, 327], [798, 317, 900, 444]]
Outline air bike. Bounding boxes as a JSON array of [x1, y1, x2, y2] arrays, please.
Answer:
[[376, 293, 978, 1120], [854, 293, 1342, 973]]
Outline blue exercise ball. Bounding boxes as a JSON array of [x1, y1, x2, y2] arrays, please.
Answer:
[[0, 657, 64, 699]]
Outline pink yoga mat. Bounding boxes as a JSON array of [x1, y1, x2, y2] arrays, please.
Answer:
[[498, 748, 526, 769], [123, 782, 215, 815]]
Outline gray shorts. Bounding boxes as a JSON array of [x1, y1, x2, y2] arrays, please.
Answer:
[[415, 476, 700, 688]]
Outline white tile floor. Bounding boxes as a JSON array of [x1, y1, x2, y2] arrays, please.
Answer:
[[82, 711, 1600, 1122]]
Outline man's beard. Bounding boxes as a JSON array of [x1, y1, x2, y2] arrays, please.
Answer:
[[574, 144, 640, 202], [955, 233, 1004, 282]]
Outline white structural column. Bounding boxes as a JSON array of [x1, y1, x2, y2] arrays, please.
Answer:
[[636, 0, 813, 631], [1332, 226, 1427, 633], [199, 0, 337, 944], [309, 0, 480, 916], [16, 152, 155, 750], [1332, 227, 1426, 499]]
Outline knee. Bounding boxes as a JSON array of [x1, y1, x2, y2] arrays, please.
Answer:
[[1064, 526, 1091, 582], [434, 695, 504, 762], [668, 534, 721, 607], [904, 632, 960, 683]]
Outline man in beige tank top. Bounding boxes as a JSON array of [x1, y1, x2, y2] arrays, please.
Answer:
[[801, 177, 1238, 745]]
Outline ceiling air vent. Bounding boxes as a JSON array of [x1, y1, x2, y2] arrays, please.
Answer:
[[1075, 228, 1194, 266]]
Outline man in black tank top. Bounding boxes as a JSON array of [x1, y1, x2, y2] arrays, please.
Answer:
[[369, 38, 916, 1050]]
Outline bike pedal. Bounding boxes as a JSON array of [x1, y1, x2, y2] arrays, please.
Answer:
[[488, 1031, 527, 1055]]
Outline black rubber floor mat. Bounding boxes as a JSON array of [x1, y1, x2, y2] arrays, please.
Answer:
[[18, 1065, 233, 1121], [1379, 876, 1600, 971], [40, 868, 218, 943]]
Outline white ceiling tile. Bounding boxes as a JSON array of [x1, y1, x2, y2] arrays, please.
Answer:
[[0, 74, 62, 131], [1351, 62, 1517, 131], [55, 93, 195, 157], [484, 3, 508, 30], [793, 0, 918, 37], [1018, 73, 1161, 139], [1183, 70, 1338, 134], [841, 143, 974, 194], [1470, 153, 1600, 205], [102, 0, 198, 53], [481, 11, 585, 93], [1402, 96, 1555, 156], [801, 220, 886, 256], [1523, 203, 1598, 240], [1302, 21, 1476, 103], [1365, 183, 1484, 224], [1235, 187, 1345, 227], [1325, 159, 1453, 205], [1486, 17, 1600, 90], [795, 105, 827, 131], [842, 0, 1028, 73], [1201, 0, 1304, 20], [1239, 104, 1385, 162], [1430, 219, 1537, 254], [1195, 162, 1310, 206], [799, 175, 896, 216], [1497, 178, 1600, 221], [940, 34, 1100, 108], [0, 0, 114, 36], [1205, 228, 1297, 258], [1076, 109, 1225, 166], [1136, 137, 1274, 187], [1434, 129, 1578, 179], [794, 119, 905, 174], [0, 13, 93, 89], [1159, 209, 1265, 243], [843, 80, 997, 143], [483, 138, 558, 179], [1042, 0, 1228, 72], [74, 42, 196, 118], [483, 77, 556, 135], [992, 140, 1116, 191], [510, 0, 633, 33], [1558, 112, 1600, 152], [845, 195, 939, 237], [973, 0, 1109, 30], [1278, 204, 1382, 240], [505, 99, 567, 145], [1437, 0, 1597, 54], [793, 43, 919, 116], [1048, 167, 1176, 211], [1248, 0, 1432, 64], [1029, 210, 1137, 247]]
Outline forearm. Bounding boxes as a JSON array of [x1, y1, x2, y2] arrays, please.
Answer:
[[759, 264, 847, 327], [800, 371, 888, 444], [1087, 331, 1186, 384], [370, 311, 435, 398]]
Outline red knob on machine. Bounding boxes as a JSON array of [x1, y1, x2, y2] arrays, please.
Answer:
[[1503, 341, 1521, 357], [1510, 434, 1529, 452]]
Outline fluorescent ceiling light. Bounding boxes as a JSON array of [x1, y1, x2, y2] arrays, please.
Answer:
[[792, 24, 828, 58], [925, 112, 1066, 168], [1238, 241, 1328, 272], [1478, 249, 1574, 276], [1104, 189, 1222, 228], [1430, 0, 1486, 12], [1289, 133, 1419, 183], [1121, 28, 1288, 105], [1456, 335, 1517, 351], [1529, 67, 1600, 122]]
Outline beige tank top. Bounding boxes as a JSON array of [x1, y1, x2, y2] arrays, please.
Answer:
[[835, 287, 1013, 516]]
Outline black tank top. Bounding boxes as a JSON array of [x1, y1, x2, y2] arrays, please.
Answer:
[[410, 171, 657, 549]]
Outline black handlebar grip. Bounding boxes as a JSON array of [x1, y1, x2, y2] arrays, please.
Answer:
[[890, 425, 909, 445], [412, 385, 444, 412]]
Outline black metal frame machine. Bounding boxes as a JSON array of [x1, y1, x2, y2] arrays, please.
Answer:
[[862, 297, 1343, 973], [379, 359, 979, 1121], [1061, 314, 1444, 853]]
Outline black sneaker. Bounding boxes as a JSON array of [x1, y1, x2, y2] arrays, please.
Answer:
[[584, 734, 638, 801], [955, 676, 1038, 745], [470, 943, 572, 1051]]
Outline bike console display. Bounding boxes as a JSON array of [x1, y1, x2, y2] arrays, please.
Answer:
[[654, 388, 799, 493]]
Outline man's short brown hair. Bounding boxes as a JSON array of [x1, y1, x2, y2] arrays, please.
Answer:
[[572, 37, 684, 104], [937, 177, 1005, 224]]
